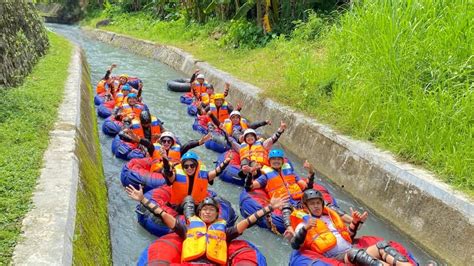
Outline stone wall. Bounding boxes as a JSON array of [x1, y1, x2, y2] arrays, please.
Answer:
[[0, 2, 49, 87], [83, 28, 474, 264]]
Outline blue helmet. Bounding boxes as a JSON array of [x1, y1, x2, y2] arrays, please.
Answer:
[[268, 149, 284, 159], [181, 151, 199, 163], [121, 84, 131, 91], [127, 93, 137, 98]]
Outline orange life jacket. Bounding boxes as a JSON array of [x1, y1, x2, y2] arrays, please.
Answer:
[[290, 208, 352, 254], [150, 143, 181, 172], [170, 162, 208, 205], [96, 80, 107, 94], [222, 118, 249, 136], [239, 140, 268, 166], [192, 80, 210, 99], [182, 216, 227, 265], [130, 115, 162, 139], [260, 164, 303, 200], [209, 102, 229, 123], [121, 103, 146, 119], [114, 93, 127, 107], [201, 93, 214, 105]]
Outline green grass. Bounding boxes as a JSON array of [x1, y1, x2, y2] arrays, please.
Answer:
[[0, 32, 73, 265], [72, 54, 111, 265], [82, 0, 473, 195]]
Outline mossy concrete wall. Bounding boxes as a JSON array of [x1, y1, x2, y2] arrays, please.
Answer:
[[83, 28, 474, 264], [12, 46, 111, 265], [73, 50, 112, 265], [0, 2, 49, 87]]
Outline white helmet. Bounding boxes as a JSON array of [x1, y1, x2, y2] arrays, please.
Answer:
[[242, 129, 257, 139], [159, 131, 176, 143], [229, 110, 241, 118], [196, 74, 205, 79]]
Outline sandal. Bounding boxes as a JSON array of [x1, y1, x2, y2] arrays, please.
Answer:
[[376, 240, 409, 266]]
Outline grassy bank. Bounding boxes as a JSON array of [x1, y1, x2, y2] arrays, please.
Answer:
[[83, 0, 473, 195], [0, 32, 72, 264], [73, 53, 111, 265]]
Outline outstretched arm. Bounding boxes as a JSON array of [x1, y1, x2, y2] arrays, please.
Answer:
[[303, 160, 316, 190], [236, 196, 288, 234], [162, 155, 176, 185], [126, 185, 177, 229], [208, 155, 232, 180], [263, 121, 287, 149]]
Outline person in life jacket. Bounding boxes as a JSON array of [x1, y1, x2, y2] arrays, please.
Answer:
[[128, 131, 213, 173], [115, 93, 149, 120], [199, 84, 215, 106], [208, 110, 270, 142], [119, 73, 129, 87], [197, 82, 239, 123], [126, 185, 288, 265], [285, 189, 410, 266], [162, 151, 232, 208], [114, 84, 132, 107], [126, 77, 143, 98], [192, 74, 211, 101], [227, 121, 286, 179], [119, 110, 163, 145], [245, 149, 315, 207], [96, 63, 117, 94], [199, 81, 231, 107]]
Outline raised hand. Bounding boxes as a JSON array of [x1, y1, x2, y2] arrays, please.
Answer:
[[159, 147, 168, 159], [304, 217, 317, 230], [303, 160, 315, 175], [350, 207, 368, 224], [225, 153, 234, 162], [200, 132, 212, 144], [270, 195, 289, 210], [236, 101, 243, 110], [279, 121, 287, 131], [283, 227, 295, 240], [265, 120, 272, 125], [128, 131, 140, 143], [125, 184, 144, 201]]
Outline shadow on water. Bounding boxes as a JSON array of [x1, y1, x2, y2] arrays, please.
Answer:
[[48, 23, 434, 265]]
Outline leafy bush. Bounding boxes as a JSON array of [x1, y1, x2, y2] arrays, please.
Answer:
[[220, 19, 271, 49], [291, 11, 326, 41]]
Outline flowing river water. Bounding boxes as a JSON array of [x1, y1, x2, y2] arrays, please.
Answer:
[[48, 24, 434, 265]]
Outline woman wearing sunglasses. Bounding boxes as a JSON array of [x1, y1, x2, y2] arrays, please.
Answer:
[[161, 151, 232, 209], [128, 130, 212, 172]]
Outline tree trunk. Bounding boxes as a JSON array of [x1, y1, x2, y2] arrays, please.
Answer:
[[256, 0, 263, 28]]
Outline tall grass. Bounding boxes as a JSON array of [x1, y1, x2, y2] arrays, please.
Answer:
[[297, 0, 473, 191], [83, 0, 473, 194]]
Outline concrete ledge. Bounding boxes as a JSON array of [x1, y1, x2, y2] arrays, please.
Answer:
[[12, 47, 82, 265], [82, 28, 474, 264]]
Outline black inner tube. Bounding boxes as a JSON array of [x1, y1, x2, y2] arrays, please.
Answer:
[[167, 78, 191, 92]]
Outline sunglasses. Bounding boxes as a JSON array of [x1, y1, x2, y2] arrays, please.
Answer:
[[161, 138, 174, 144], [183, 164, 196, 170]]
